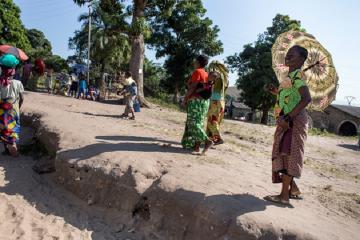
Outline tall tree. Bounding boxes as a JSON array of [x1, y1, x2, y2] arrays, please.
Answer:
[[0, 0, 31, 51], [226, 14, 304, 124], [147, 0, 223, 102], [73, 0, 151, 106], [143, 58, 166, 96], [26, 29, 53, 58], [70, 0, 130, 91], [129, 0, 151, 106], [45, 55, 69, 72]]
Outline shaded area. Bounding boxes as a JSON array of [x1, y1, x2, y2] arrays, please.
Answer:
[[338, 121, 357, 136], [68, 110, 122, 119], [59, 141, 187, 162], [99, 99, 123, 105], [96, 135, 179, 145], [337, 144, 360, 151], [0, 156, 143, 240], [0, 151, 277, 240]]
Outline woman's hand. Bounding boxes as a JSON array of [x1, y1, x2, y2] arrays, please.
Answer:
[[265, 83, 279, 95], [278, 118, 290, 130]]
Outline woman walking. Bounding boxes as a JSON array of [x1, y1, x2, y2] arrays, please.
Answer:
[[265, 45, 312, 206], [206, 62, 229, 145], [0, 54, 25, 157], [181, 55, 213, 155]]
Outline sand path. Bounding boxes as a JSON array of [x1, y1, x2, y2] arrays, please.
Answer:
[[0, 91, 359, 239]]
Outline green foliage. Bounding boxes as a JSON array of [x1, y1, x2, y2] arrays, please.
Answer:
[[308, 128, 334, 137], [45, 55, 69, 72], [69, 1, 131, 84], [26, 29, 52, 59], [147, 0, 223, 98], [0, 0, 31, 51], [130, 16, 151, 39], [226, 14, 304, 123], [147, 96, 183, 112], [143, 59, 166, 96]]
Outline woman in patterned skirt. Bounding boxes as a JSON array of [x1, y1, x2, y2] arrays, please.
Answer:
[[265, 45, 312, 206], [181, 55, 213, 155], [0, 54, 25, 157]]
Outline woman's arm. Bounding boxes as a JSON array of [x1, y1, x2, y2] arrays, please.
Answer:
[[183, 81, 198, 105], [288, 86, 312, 119]]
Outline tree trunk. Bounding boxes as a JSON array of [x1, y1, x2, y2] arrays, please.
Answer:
[[173, 82, 179, 103], [261, 107, 269, 125], [129, 0, 150, 107], [96, 62, 106, 100]]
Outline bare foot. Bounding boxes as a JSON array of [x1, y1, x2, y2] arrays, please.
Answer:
[[290, 180, 301, 196], [202, 140, 214, 155], [7, 144, 19, 157]]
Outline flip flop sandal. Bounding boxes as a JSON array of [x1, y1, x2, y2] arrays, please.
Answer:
[[264, 195, 292, 207], [191, 150, 201, 155], [290, 194, 304, 200]]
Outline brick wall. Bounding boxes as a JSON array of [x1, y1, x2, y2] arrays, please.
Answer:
[[309, 106, 360, 135]]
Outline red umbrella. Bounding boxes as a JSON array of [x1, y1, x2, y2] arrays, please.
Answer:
[[0, 45, 29, 61]]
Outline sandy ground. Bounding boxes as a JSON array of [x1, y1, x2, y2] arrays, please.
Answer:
[[0, 91, 359, 240]]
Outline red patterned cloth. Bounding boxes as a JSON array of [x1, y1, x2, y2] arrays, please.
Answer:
[[271, 110, 308, 178], [206, 100, 225, 142]]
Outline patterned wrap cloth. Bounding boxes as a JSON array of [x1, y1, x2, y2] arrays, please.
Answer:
[[0, 97, 21, 144], [206, 100, 225, 142], [181, 98, 210, 149], [271, 69, 309, 179], [0, 54, 23, 145], [206, 71, 228, 142]]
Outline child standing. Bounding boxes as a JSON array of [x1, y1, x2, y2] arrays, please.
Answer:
[[118, 72, 137, 120], [45, 68, 53, 94], [77, 74, 87, 99]]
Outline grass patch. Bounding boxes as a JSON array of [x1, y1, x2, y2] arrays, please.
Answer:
[[304, 157, 358, 180], [309, 128, 358, 140], [309, 128, 337, 137], [148, 97, 183, 112]]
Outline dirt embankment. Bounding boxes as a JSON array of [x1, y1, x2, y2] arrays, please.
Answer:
[[1, 91, 359, 240]]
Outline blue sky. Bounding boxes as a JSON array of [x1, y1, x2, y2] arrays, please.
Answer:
[[13, 0, 360, 106]]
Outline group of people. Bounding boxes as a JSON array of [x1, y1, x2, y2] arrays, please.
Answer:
[[182, 46, 312, 206], [181, 55, 228, 155], [1, 44, 348, 207], [45, 70, 100, 101]]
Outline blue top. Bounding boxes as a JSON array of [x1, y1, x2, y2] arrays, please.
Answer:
[[211, 91, 222, 101], [125, 83, 137, 96], [79, 79, 87, 89]]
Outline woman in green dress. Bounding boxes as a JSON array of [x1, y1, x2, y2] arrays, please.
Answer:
[[181, 55, 213, 154]]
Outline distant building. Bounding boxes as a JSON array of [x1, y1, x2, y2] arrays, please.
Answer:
[[225, 87, 252, 120], [309, 104, 360, 136]]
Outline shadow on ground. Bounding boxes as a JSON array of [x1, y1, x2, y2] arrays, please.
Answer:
[[68, 110, 122, 119], [96, 135, 179, 145], [0, 152, 275, 239], [337, 144, 360, 151]]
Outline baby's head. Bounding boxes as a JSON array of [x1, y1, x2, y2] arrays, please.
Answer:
[[208, 71, 220, 83]]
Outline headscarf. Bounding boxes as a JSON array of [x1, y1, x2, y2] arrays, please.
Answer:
[[34, 58, 45, 75], [0, 54, 19, 87]]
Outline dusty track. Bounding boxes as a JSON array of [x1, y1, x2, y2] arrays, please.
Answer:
[[1, 91, 359, 240]]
